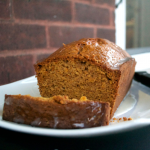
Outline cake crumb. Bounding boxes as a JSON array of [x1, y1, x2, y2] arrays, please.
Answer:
[[123, 117, 128, 121], [128, 117, 133, 120], [113, 117, 117, 120], [110, 117, 133, 124], [80, 96, 87, 101]]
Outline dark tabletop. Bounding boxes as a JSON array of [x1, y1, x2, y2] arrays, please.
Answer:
[[1, 125, 150, 150], [1, 48, 150, 150]]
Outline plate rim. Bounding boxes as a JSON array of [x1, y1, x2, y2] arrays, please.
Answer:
[[0, 118, 150, 137]]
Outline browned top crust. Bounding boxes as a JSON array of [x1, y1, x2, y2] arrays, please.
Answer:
[[36, 38, 132, 69]]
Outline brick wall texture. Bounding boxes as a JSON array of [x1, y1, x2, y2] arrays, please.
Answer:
[[0, 0, 115, 85]]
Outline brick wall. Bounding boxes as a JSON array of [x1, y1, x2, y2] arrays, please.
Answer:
[[0, 0, 115, 85]]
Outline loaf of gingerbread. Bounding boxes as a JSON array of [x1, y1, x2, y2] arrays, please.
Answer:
[[34, 38, 136, 118]]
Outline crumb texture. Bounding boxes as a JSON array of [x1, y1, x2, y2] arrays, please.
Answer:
[[36, 59, 119, 111]]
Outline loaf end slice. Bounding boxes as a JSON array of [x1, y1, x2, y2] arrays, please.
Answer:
[[3, 94, 110, 129]]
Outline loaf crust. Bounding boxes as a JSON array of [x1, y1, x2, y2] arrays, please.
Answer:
[[3, 95, 110, 129], [35, 38, 132, 69], [34, 38, 136, 118]]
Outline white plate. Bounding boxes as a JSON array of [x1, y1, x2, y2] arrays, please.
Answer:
[[0, 53, 150, 137], [132, 52, 150, 72]]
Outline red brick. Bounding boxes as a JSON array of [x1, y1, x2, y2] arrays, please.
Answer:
[[0, 55, 34, 85], [13, 0, 72, 22], [49, 26, 94, 48], [75, 3, 110, 25], [37, 54, 51, 62], [97, 28, 115, 43], [80, 0, 92, 2], [0, 0, 11, 19], [0, 24, 46, 50], [95, 0, 115, 7], [112, 10, 115, 26]]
